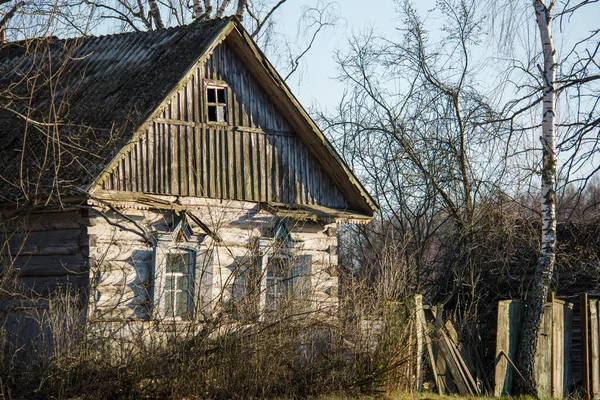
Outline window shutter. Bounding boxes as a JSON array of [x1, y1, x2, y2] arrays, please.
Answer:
[[197, 248, 214, 321], [293, 254, 312, 298], [152, 245, 166, 318]]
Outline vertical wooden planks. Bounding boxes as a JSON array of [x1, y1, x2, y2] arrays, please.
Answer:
[[214, 126, 222, 199], [101, 123, 350, 210], [192, 126, 200, 196], [234, 130, 242, 199], [591, 300, 600, 399], [153, 123, 159, 193], [264, 132, 271, 202], [583, 294, 591, 400], [202, 126, 208, 198], [555, 301, 573, 398], [97, 40, 354, 211], [251, 132, 259, 200], [271, 134, 280, 202], [494, 300, 525, 396], [162, 123, 170, 193], [225, 129, 233, 199], [535, 303, 553, 398], [241, 131, 250, 199], [141, 129, 148, 192], [182, 125, 190, 196]]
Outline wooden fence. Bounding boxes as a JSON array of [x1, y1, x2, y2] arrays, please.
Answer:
[[495, 298, 573, 398], [578, 293, 600, 400]]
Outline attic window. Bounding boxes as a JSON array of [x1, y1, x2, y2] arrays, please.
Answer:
[[206, 86, 227, 123]]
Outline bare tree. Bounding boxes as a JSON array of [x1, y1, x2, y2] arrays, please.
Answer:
[[324, 0, 513, 328]]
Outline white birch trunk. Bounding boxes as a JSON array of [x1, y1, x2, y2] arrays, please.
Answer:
[[517, 0, 557, 394], [216, 0, 232, 17], [192, 0, 202, 19], [203, 0, 213, 16], [235, 0, 247, 19]]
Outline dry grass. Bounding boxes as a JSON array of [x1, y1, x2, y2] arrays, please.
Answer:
[[0, 277, 416, 399]]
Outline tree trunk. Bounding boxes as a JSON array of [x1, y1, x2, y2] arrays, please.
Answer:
[[148, 0, 164, 29], [216, 0, 232, 17], [517, 0, 557, 395], [235, 0, 247, 19]]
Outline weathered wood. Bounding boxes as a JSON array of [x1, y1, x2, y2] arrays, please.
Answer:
[[438, 328, 471, 396], [583, 293, 591, 400], [416, 297, 443, 395], [84, 205, 336, 322], [591, 300, 600, 399], [10, 255, 87, 277], [20, 275, 86, 295], [535, 302, 553, 397], [552, 300, 572, 398], [415, 294, 425, 392], [444, 320, 480, 395], [100, 42, 350, 211], [495, 299, 525, 396], [1, 210, 83, 232], [7, 229, 82, 256], [433, 305, 453, 393]]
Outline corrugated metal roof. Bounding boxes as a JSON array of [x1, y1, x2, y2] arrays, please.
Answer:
[[0, 18, 230, 204]]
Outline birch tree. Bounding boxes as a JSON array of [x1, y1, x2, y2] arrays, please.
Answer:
[[515, 0, 556, 392]]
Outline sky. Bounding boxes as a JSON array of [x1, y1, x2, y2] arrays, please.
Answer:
[[273, 0, 405, 111], [267, 0, 600, 114]]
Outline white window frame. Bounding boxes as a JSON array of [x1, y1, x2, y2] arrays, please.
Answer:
[[153, 242, 200, 321], [205, 81, 228, 124], [261, 249, 294, 312]]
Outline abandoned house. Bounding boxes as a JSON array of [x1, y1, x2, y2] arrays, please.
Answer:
[[0, 17, 377, 354]]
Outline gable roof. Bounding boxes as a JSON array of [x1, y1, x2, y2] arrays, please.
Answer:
[[0, 18, 378, 217]]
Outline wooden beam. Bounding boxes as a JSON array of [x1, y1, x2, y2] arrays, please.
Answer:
[[584, 293, 591, 400]]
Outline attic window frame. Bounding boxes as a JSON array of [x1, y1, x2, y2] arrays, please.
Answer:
[[205, 81, 229, 124]]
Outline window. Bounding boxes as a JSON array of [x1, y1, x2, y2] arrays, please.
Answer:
[[263, 251, 312, 312], [152, 212, 214, 321], [164, 251, 194, 318], [233, 221, 312, 319], [265, 252, 292, 311], [206, 86, 227, 123], [154, 246, 196, 319]]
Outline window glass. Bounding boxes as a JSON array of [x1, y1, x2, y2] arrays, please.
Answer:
[[164, 251, 193, 318], [207, 85, 227, 123], [217, 88, 226, 103], [207, 88, 216, 103], [166, 253, 188, 273]]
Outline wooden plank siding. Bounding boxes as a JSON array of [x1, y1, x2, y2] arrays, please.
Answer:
[[85, 204, 340, 322], [101, 40, 348, 210], [1, 210, 89, 296]]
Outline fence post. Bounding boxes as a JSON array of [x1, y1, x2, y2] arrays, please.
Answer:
[[582, 293, 591, 400], [415, 294, 424, 392]]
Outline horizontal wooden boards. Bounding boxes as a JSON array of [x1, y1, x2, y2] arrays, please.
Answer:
[[103, 126, 347, 208]]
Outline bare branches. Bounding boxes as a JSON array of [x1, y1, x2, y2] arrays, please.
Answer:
[[326, 0, 512, 316], [0, 0, 24, 31], [248, 0, 286, 38], [81, 191, 156, 245], [283, 3, 334, 81]]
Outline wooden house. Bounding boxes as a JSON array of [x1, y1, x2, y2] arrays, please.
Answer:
[[0, 17, 377, 352]]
